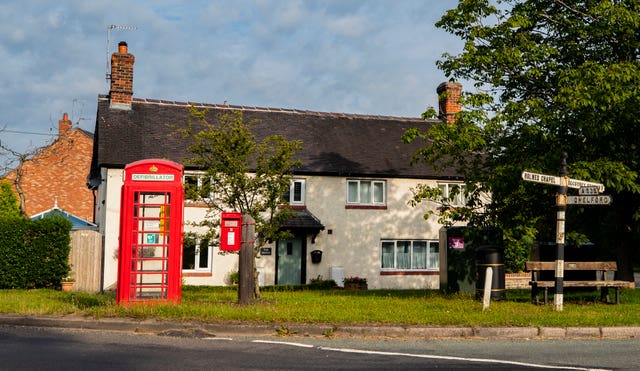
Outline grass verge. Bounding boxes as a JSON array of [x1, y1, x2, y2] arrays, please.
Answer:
[[1, 286, 639, 327]]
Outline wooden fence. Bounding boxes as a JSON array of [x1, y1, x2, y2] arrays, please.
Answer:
[[69, 229, 102, 293]]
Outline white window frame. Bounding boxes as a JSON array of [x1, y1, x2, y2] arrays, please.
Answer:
[[182, 234, 212, 273], [437, 182, 467, 207], [183, 173, 213, 203], [346, 179, 386, 205], [283, 179, 306, 206], [380, 240, 439, 271]]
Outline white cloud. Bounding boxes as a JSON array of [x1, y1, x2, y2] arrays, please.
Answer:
[[0, 0, 463, 155]]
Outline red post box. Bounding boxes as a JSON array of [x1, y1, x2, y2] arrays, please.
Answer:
[[220, 212, 242, 252]]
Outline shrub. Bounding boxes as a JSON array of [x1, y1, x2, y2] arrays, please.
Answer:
[[0, 215, 72, 289]]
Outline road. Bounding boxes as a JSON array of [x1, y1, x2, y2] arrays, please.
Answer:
[[0, 325, 637, 370]]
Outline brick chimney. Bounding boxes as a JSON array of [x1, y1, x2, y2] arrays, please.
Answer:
[[58, 113, 72, 137], [437, 81, 462, 124], [109, 41, 135, 109]]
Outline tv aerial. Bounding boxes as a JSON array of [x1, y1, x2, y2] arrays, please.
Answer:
[[105, 25, 138, 82]]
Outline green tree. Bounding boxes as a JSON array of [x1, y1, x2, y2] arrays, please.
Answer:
[[404, 0, 640, 277], [180, 108, 302, 301], [0, 179, 21, 219]]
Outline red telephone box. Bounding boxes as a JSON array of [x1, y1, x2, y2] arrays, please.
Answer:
[[220, 212, 242, 252], [117, 159, 184, 304]]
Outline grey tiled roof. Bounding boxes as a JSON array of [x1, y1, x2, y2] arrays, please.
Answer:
[[88, 95, 461, 188]]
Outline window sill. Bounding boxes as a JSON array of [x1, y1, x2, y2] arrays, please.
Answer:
[[380, 270, 439, 276], [184, 202, 209, 208], [182, 271, 212, 277], [345, 205, 387, 210]]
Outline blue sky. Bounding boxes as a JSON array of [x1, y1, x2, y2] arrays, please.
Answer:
[[0, 1, 463, 154]]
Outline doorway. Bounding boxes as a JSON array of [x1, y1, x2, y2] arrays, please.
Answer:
[[276, 236, 306, 285]]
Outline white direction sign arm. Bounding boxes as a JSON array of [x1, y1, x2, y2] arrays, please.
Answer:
[[521, 171, 561, 186], [522, 171, 605, 193], [567, 178, 605, 193]]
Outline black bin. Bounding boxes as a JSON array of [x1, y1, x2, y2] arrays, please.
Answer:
[[310, 250, 322, 264], [476, 245, 506, 300]]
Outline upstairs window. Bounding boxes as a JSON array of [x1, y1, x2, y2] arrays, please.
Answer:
[[184, 174, 212, 203], [347, 180, 385, 205], [282, 179, 305, 206], [438, 183, 467, 207]]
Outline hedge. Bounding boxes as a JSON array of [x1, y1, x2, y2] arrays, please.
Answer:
[[0, 215, 72, 289]]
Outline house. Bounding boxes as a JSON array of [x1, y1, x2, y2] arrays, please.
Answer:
[[3, 113, 94, 222], [88, 42, 464, 291]]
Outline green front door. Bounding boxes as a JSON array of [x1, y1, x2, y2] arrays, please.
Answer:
[[277, 238, 303, 285]]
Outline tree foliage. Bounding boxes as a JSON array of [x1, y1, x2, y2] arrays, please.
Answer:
[[180, 108, 302, 297], [0, 179, 21, 219], [182, 108, 302, 237], [406, 0, 640, 275]]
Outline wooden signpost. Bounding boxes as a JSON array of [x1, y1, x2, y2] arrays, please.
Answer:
[[521, 153, 610, 311]]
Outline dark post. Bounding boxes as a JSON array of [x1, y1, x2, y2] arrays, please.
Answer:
[[238, 214, 255, 305], [554, 152, 568, 311]]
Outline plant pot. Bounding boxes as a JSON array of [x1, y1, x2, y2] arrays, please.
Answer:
[[61, 282, 74, 292]]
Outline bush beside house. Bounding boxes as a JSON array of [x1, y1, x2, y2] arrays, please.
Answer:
[[0, 216, 72, 288]]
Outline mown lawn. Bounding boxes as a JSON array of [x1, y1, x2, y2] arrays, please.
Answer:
[[1, 286, 639, 327]]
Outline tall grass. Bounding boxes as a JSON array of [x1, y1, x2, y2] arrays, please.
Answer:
[[1, 287, 639, 327]]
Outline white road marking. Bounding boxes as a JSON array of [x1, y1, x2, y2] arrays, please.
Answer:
[[251, 340, 315, 348], [317, 347, 611, 371]]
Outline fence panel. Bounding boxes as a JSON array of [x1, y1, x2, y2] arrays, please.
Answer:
[[69, 229, 102, 293]]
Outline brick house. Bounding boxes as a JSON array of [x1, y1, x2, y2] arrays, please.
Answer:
[[88, 42, 464, 291], [3, 113, 94, 223]]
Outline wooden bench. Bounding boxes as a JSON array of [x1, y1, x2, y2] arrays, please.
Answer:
[[526, 261, 629, 304]]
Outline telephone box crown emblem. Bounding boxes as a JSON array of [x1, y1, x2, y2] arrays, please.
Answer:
[[149, 165, 158, 172]]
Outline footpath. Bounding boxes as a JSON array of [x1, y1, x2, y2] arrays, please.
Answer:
[[1, 314, 640, 340]]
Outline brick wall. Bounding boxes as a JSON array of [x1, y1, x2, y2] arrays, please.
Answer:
[[3, 128, 94, 221]]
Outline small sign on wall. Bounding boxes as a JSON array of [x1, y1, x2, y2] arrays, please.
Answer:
[[260, 247, 272, 256]]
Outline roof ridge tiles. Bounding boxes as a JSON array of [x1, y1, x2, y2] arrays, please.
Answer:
[[99, 95, 425, 122]]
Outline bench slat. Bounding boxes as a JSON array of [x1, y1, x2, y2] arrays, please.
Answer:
[[526, 261, 617, 271], [530, 280, 628, 288]]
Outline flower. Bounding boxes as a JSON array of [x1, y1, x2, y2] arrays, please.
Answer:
[[343, 276, 367, 285]]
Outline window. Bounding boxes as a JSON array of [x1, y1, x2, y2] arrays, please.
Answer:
[[282, 179, 305, 205], [381, 240, 439, 270], [184, 174, 212, 202], [182, 234, 211, 272], [438, 183, 467, 207], [347, 180, 385, 205]]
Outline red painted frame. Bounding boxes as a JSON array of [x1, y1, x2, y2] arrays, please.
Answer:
[[117, 159, 184, 304]]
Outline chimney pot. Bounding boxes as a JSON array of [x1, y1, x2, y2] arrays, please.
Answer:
[[118, 41, 128, 54]]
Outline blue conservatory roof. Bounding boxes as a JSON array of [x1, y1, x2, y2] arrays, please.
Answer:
[[30, 206, 97, 230]]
